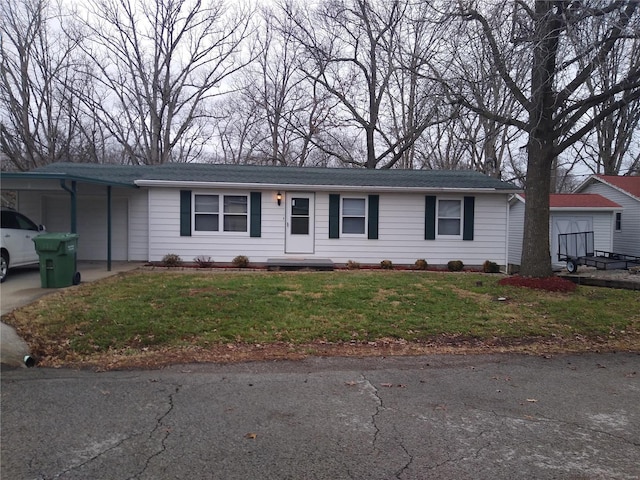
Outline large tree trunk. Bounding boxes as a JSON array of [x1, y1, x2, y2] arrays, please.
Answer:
[[521, 139, 554, 277], [519, 1, 560, 278]]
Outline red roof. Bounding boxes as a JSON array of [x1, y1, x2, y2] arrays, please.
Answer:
[[596, 175, 640, 199], [549, 194, 621, 209], [519, 193, 621, 208]]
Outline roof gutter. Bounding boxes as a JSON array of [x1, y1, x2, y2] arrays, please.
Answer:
[[2, 172, 137, 189], [134, 179, 521, 194]]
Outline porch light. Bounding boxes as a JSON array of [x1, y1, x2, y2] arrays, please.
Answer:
[[276, 191, 282, 206]]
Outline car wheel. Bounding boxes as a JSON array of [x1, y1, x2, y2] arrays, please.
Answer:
[[0, 252, 8, 283]]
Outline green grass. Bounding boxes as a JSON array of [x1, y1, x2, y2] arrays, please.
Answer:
[[8, 270, 639, 361]]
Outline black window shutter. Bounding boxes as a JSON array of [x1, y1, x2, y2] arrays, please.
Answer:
[[425, 196, 436, 240], [329, 194, 340, 239], [368, 195, 379, 239], [250, 192, 261, 237], [180, 190, 192, 237], [463, 196, 475, 240]]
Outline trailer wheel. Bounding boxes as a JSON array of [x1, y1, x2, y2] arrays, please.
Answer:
[[566, 260, 577, 274]]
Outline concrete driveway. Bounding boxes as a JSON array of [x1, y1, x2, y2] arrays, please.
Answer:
[[2, 353, 639, 479], [0, 261, 143, 367]]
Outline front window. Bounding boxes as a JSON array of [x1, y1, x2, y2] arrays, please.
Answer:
[[615, 212, 622, 231], [194, 194, 248, 233], [437, 199, 461, 236], [223, 195, 247, 232], [342, 198, 366, 234], [195, 195, 219, 231]]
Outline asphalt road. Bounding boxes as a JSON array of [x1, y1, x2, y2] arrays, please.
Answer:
[[2, 353, 639, 479]]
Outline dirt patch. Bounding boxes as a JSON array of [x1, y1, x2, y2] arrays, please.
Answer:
[[31, 334, 640, 371]]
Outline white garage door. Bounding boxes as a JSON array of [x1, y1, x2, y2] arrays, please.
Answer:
[[551, 215, 593, 267]]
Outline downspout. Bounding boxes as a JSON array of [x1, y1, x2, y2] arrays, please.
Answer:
[[107, 186, 112, 271], [505, 194, 511, 274], [60, 180, 77, 233]]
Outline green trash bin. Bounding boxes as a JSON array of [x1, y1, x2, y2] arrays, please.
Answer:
[[33, 233, 81, 288]]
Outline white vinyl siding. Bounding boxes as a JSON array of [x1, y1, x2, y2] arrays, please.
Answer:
[[148, 188, 283, 262], [316, 192, 508, 266], [581, 182, 640, 257], [146, 189, 510, 267]]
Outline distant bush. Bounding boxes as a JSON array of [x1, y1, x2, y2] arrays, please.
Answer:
[[346, 260, 361, 270], [380, 260, 393, 270], [498, 276, 577, 293], [162, 253, 182, 267], [194, 255, 214, 268], [447, 260, 464, 272], [482, 260, 500, 273], [414, 259, 428, 270], [232, 255, 250, 268]]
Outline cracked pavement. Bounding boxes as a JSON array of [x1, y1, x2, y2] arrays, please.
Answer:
[[2, 353, 639, 479]]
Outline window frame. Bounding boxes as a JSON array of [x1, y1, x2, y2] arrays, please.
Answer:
[[192, 192, 250, 235], [340, 196, 367, 236], [615, 212, 622, 231], [436, 198, 463, 238]]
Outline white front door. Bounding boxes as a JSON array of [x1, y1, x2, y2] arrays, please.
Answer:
[[285, 193, 315, 254]]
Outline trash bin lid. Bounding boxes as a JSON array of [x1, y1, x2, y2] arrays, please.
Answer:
[[33, 233, 79, 251]]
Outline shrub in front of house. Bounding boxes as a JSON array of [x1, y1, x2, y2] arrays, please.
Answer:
[[498, 275, 577, 293], [447, 260, 464, 272], [346, 260, 361, 270], [232, 255, 250, 268], [482, 260, 500, 273], [414, 259, 428, 270], [194, 255, 214, 268], [380, 260, 393, 270], [162, 253, 182, 267]]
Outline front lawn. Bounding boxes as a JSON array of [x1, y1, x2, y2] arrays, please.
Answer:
[[5, 270, 639, 369]]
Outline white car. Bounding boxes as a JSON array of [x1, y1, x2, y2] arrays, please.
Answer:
[[1, 207, 45, 282]]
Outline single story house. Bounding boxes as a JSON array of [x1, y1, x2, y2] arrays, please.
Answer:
[[574, 175, 640, 258], [2, 162, 520, 269], [508, 193, 622, 271]]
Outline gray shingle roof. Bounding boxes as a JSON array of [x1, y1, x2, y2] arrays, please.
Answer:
[[12, 162, 518, 191]]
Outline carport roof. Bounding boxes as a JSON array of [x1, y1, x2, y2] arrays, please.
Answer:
[[3, 162, 520, 191]]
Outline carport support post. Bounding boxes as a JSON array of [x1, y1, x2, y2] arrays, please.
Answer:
[[107, 186, 112, 271]]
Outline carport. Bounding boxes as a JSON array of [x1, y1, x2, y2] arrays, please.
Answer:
[[2, 167, 141, 271]]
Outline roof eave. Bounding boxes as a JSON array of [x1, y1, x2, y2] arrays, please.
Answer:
[[134, 179, 520, 193], [1, 172, 138, 189], [550, 206, 622, 211]]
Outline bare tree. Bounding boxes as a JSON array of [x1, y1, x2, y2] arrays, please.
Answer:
[[0, 0, 91, 170], [239, 7, 334, 167], [584, 36, 640, 175], [447, 1, 640, 277], [284, 0, 448, 169], [77, 0, 255, 165], [213, 89, 267, 164]]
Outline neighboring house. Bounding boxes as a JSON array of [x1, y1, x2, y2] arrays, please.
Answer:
[[508, 193, 622, 271], [1, 163, 520, 268], [575, 175, 640, 258]]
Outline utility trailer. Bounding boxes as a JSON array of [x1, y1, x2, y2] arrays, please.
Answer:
[[558, 231, 640, 273]]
